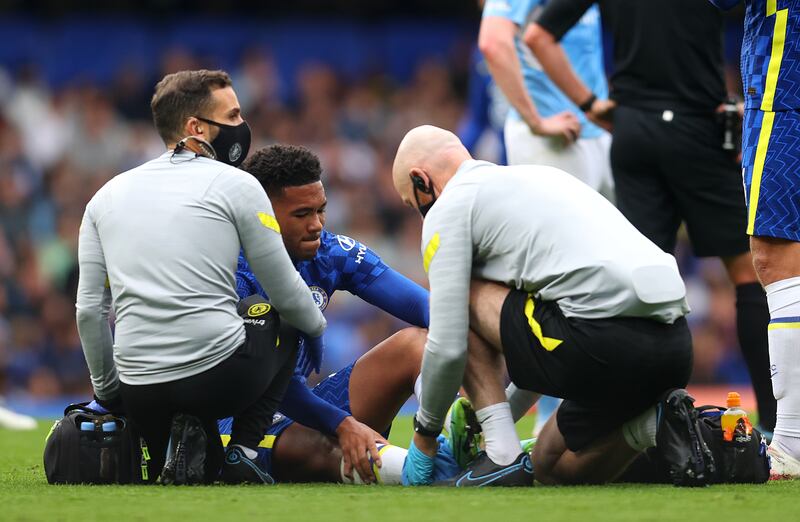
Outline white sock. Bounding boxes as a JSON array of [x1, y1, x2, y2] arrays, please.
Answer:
[[413, 375, 423, 403], [475, 402, 521, 465], [340, 444, 407, 485], [233, 444, 258, 460], [766, 276, 800, 454], [622, 407, 657, 452], [505, 383, 541, 422]]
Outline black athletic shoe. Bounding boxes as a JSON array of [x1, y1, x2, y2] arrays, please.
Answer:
[[220, 446, 275, 485], [655, 388, 715, 487], [435, 451, 534, 487], [160, 414, 207, 485]]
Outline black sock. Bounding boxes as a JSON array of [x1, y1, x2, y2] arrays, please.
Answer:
[[735, 283, 776, 431]]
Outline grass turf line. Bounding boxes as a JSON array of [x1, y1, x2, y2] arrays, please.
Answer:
[[1, 416, 799, 522]]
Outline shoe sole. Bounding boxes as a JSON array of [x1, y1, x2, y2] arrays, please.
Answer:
[[664, 390, 715, 487], [449, 398, 481, 469], [160, 415, 206, 485]]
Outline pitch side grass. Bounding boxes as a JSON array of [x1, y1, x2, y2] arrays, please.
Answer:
[[2, 416, 799, 522]]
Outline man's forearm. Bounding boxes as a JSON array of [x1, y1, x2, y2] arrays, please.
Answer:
[[524, 24, 593, 106], [76, 305, 119, 400], [280, 375, 349, 435], [480, 19, 541, 127]]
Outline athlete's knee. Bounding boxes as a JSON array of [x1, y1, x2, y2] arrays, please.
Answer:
[[750, 236, 800, 284], [399, 327, 426, 372], [722, 251, 759, 285]]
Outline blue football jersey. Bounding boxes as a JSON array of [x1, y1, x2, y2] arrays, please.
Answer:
[[236, 229, 388, 376]]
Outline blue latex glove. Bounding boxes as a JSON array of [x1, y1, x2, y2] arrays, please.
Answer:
[[432, 435, 462, 481], [298, 334, 324, 376], [402, 439, 436, 486], [86, 400, 109, 414]]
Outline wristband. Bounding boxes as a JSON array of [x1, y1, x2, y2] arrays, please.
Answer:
[[578, 93, 597, 113], [413, 414, 441, 438]]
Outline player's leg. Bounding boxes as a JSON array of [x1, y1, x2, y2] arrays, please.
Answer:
[[752, 236, 800, 476], [347, 327, 426, 432], [722, 252, 775, 433], [271, 328, 427, 483], [441, 280, 532, 480], [742, 108, 800, 476], [533, 413, 638, 485]]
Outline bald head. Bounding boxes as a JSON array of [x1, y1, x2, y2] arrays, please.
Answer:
[[392, 125, 472, 209]]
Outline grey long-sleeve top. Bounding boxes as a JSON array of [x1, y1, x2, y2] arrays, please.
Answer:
[[416, 160, 689, 432], [76, 151, 326, 399]]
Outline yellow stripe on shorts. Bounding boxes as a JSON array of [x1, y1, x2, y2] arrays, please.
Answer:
[[748, 6, 788, 234], [523, 294, 563, 352], [220, 433, 276, 449], [747, 111, 776, 235]]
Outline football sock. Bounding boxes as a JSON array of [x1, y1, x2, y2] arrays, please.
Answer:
[[622, 406, 657, 452], [414, 375, 423, 402], [534, 395, 561, 436], [340, 444, 406, 485], [505, 383, 540, 422], [233, 444, 258, 460], [736, 282, 776, 431], [766, 276, 800, 456], [475, 402, 520, 465]]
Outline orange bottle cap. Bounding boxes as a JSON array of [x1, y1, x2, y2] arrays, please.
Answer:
[[727, 392, 741, 408]]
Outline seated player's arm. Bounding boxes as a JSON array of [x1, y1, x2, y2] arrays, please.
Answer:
[[75, 204, 120, 402], [357, 267, 430, 328], [415, 198, 475, 440], [221, 172, 326, 337], [281, 373, 384, 482], [280, 373, 349, 434]]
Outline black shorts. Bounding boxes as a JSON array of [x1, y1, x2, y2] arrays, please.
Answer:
[[610, 105, 749, 258], [500, 289, 693, 452]]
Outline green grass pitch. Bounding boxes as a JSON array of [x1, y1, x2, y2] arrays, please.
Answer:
[[2, 416, 799, 522]]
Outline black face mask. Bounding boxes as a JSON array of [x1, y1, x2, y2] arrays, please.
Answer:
[[411, 175, 437, 218], [196, 117, 251, 167]]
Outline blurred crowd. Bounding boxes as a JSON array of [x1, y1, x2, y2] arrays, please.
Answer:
[[0, 42, 750, 401]]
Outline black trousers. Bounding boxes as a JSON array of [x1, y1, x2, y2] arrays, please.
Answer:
[[119, 310, 298, 482], [610, 105, 749, 257]]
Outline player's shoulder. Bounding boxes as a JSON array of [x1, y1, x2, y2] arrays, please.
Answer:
[[317, 230, 363, 258]]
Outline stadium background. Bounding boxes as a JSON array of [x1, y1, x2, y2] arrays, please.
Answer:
[[0, 1, 750, 417]]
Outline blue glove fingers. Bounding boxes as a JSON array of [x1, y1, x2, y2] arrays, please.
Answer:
[[432, 435, 462, 481], [402, 439, 436, 486], [86, 400, 109, 414]]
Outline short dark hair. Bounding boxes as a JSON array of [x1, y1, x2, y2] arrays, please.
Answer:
[[241, 144, 322, 197], [150, 69, 232, 144]]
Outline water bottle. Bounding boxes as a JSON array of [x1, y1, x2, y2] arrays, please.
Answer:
[[721, 392, 752, 443], [99, 421, 118, 481]]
